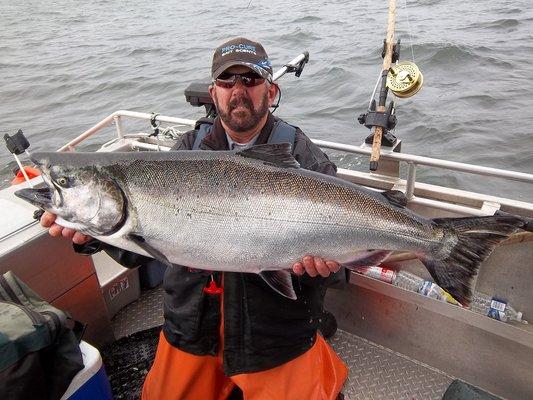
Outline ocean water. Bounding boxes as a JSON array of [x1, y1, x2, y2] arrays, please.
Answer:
[[1, 0, 532, 200]]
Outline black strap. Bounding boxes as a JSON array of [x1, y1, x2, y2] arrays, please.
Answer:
[[192, 124, 212, 150]]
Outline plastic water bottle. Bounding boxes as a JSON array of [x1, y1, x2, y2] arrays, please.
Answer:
[[355, 267, 423, 288], [389, 269, 461, 306], [356, 267, 528, 324], [392, 270, 425, 292], [417, 281, 462, 306], [355, 266, 396, 284], [469, 292, 528, 324], [357, 267, 451, 299]]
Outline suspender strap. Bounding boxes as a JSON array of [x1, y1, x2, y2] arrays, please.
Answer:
[[267, 120, 297, 151], [192, 124, 212, 150]]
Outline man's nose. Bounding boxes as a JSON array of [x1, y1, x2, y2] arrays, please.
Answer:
[[230, 79, 247, 95], [232, 77, 247, 90]]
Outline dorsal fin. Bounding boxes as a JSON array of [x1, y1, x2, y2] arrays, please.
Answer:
[[236, 143, 300, 169], [381, 189, 408, 207]]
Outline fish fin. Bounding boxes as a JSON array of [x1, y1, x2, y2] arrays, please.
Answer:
[[342, 250, 392, 270], [259, 270, 297, 300], [381, 189, 408, 207], [127, 234, 173, 268], [236, 143, 300, 169], [422, 215, 524, 306]]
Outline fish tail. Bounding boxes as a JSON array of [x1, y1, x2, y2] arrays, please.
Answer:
[[420, 214, 525, 306]]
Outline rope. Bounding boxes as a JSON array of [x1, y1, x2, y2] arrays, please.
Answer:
[[158, 125, 183, 140]]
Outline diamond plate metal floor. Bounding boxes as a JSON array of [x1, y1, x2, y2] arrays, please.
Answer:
[[112, 286, 164, 339], [111, 287, 454, 399], [329, 331, 453, 400]]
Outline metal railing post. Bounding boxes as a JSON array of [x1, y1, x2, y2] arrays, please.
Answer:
[[406, 162, 417, 199], [114, 115, 124, 138]]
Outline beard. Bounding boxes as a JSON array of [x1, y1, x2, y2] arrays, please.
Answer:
[[216, 92, 270, 132]]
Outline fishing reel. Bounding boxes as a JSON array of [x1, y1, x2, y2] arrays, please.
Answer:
[[386, 61, 423, 98]]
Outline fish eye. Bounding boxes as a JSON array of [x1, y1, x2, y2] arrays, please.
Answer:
[[57, 176, 69, 187]]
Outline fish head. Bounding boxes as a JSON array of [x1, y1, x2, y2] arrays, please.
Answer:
[[15, 152, 127, 236]]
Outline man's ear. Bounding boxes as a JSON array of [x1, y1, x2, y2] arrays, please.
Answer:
[[209, 84, 217, 103], [268, 83, 279, 106]]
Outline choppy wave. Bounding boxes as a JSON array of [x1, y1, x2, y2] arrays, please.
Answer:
[[274, 28, 322, 44], [466, 18, 520, 30], [414, 43, 513, 68], [290, 15, 322, 23]]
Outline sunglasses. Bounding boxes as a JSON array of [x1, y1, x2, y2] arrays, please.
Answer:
[[214, 72, 266, 88]]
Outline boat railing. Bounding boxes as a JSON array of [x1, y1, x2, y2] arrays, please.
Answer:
[[56, 110, 533, 217], [56, 110, 197, 152], [314, 139, 533, 217]]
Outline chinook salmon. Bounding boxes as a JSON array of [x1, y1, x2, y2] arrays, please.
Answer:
[[15, 144, 524, 305]]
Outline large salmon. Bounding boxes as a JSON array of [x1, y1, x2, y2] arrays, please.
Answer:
[[15, 144, 524, 304]]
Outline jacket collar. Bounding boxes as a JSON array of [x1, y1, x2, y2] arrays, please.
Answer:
[[200, 113, 276, 151]]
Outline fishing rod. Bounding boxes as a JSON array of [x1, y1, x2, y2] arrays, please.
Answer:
[[370, 0, 398, 172], [359, 0, 423, 172]]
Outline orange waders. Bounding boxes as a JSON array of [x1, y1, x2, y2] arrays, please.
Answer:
[[142, 278, 348, 400]]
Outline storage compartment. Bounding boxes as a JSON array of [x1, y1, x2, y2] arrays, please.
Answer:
[[92, 252, 141, 318]]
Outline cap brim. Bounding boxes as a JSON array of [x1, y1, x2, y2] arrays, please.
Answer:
[[212, 61, 272, 80]]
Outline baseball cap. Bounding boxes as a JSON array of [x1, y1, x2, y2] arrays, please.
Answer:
[[211, 37, 273, 81]]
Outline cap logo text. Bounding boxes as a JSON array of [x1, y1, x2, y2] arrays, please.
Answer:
[[221, 43, 257, 57]]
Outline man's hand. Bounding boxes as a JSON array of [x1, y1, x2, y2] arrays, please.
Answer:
[[292, 256, 340, 278], [40, 211, 90, 245]]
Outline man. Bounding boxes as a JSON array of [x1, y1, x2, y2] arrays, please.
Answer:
[[42, 37, 348, 399]]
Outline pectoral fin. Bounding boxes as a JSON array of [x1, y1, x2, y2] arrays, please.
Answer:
[[127, 234, 173, 268], [259, 270, 297, 300]]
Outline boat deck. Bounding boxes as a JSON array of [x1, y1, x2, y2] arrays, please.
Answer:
[[108, 286, 454, 400]]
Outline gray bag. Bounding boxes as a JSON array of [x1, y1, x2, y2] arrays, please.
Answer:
[[0, 271, 84, 400]]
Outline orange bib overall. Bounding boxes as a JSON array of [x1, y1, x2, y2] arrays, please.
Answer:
[[142, 280, 347, 400]]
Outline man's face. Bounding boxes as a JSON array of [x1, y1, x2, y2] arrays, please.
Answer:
[[210, 66, 277, 133]]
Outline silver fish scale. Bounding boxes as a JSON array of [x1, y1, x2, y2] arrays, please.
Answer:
[[106, 153, 438, 271]]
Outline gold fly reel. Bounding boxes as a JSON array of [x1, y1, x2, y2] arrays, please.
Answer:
[[386, 61, 423, 98]]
